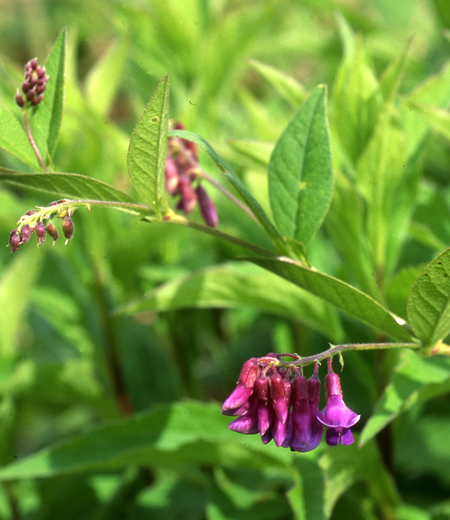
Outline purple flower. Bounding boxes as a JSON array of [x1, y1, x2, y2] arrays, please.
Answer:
[[196, 185, 218, 228], [317, 372, 360, 446], [222, 358, 259, 414]]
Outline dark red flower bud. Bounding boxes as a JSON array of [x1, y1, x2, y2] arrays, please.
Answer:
[[238, 358, 259, 388], [15, 89, 25, 107], [29, 58, 38, 70], [26, 90, 36, 102], [177, 176, 197, 214], [20, 224, 32, 243], [254, 376, 269, 400], [62, 216, 74, 242], [46, 221, 59, 242], [31, 94, 44, 106], [36, 221, 46, 246], [9, 229, 20, 252], [164, 157, 180, 195]]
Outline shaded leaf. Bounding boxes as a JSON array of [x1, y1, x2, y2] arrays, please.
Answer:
[[268, 86, 333, 245], [128, 75, 169, 217], [0, 106, 41, 169], [379, 37, 412, 102], [32, 28, 66, 160], [407, 247, 450, 346], [116, 262, 344, 343], [287, 459, 325, 520], [248, 256, 414, 341]]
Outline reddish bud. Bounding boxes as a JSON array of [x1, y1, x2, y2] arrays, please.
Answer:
[[31, 94, 44, 106], [9, 229, 21, 252], [29, 58, 38, 70], [62, 216, 74, 241], [36, 221, 46, 246], [20, 224, 32, 243], [46, 221, 59, 242], [15, 89, 25, 107], [196, 185, 218, 228], [238, 358, 260, 388], [177, 176, 197, 214], [164, 157, 180, 195], [26, 90, 36, 102]]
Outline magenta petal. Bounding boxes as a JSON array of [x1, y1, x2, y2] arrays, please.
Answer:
[[340, 428, 354, 445], [325, 428, 340, 446], [272, 414, 288, 447], [273, 398, 289, 425], [292, 400, 311, 447], [317, 395, 360, 428], [281, 413, 294, 448], [291, 417, 323, 453], [257, 401, 273, 435], [228, 413, 258, 435], [261, 428, 273, 445], [223, 384, 253, 412]]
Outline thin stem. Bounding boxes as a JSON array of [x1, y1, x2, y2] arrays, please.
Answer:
[[161, 212, 278, 257], [273, 342, 420, 369], [22, 109, 47, 172]]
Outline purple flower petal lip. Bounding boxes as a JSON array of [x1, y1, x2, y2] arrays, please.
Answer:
[[260, 428, 273, 445], [317, 394, 360, 429], [270, 373, 290, 424], [257, 400, 273, 435], [222, 383, 253, 412], [324, 427, 354, 446], [292, 400, 311, 447], [228, 413, 259, 435], [272, 413, 289, 447]]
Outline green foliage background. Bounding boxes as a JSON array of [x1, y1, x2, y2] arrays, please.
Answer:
[[1, 0, 450, 519]]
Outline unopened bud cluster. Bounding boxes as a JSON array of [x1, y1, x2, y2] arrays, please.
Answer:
[[8, 200, 77, 253], [165, 122, 218, 228], [15, 58, 49, 108], [222, 355, 360, 451]]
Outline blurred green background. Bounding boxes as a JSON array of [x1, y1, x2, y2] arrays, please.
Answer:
[[1, 0, 450, 519]]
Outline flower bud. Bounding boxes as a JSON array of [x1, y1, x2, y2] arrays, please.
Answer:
[[20, 224, 32, 244], [15, 89, 25, 107], [46, 221, 59, 242], [164, 157, 179, 195], [196, 185, 218, 228], [177, 176, 197, 214], [31, 94, 44, 106], [36, 221, 46, 246], [9, 229, 20, 252], [62, 215, 74, 242]]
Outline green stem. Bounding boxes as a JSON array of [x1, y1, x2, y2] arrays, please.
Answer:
[[264, 342, 421, 368], [22, 109, 47, 172], [157, 212, 278, 257]]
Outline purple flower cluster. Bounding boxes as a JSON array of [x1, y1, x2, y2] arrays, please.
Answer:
[[15, 58, 49, 108], [222, 355, 360, 451], [165, 122, 218, 228], [8, 201, 75, 253]]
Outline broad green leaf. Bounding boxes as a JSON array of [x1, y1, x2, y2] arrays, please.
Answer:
[[386, 266, 425, 321], [0, 248, 41, 355], [359, 350, 450, 446], [287, 459, 325, 520], [85, 39, 128, 118], [0, 170, 138, 205], [127, 75, 169, 218], [407, 247, 450, 346], [319, 438, 399, 518], [32, 28, 66, 160], [268, 86, 333, 246], [168, 129, 285, 252], [0, 401, 291, 480], [248, 256, 414, 342], [116, 262, 344, 342], [248, 58, 307, 108], [0, 106, 41, 169]]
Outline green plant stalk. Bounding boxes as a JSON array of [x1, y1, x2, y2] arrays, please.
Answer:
[[22, 109, 47, 172]]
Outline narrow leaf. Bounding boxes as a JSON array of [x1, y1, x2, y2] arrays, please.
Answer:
[[0, 170, 137, 204], [379, 37, 412, 102], [359, 350, 450, 446], [127, 75, 170, 218], [116, 262, 344, 342], [0, 106, 40, 169], [249, 256, 414, 342], [268, 85, 333, 245], [407, 247, 450, 346], [248, 58, 307, 108], [32, 28, 66, 160], [168, 129, 286, 251]]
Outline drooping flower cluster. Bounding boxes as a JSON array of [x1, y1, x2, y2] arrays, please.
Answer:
[[15, 58, 49, 108], [165, 122, 218, 228], [8, 200, 77, 253], [222, 354, 360, 451]]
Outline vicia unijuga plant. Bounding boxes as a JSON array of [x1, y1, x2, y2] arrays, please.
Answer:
[[2, 23, 450, 518]]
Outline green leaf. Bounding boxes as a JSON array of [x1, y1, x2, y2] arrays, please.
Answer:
[[407, 247, 450, 346], [85, 39, 128, 118], [0, 170, 137, 204], [116, 262, 344, 343], [168, 129, 286, 252], [0, 248, 41, 355], [248, 58, 307, 108], [359, 350, 450, 446], [0, 106, 41, 169], [0, 401, 291, 480], [127, 75, 170, 218], [248, 256, 414, 342], [268, 85, 333, 246], [379, 37, 412, 102], [32, 28, 66, 160], [286, 459, 325, 520]]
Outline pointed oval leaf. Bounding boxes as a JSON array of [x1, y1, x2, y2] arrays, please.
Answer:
[[249, 256, 414, 342], [32, 28, 66, 160], [0, 106, 41, 169], [127, 75, 169, 217], [0, 170, 137, 204], [268, 85, 333, 245], [407, 247, 450, 346]]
